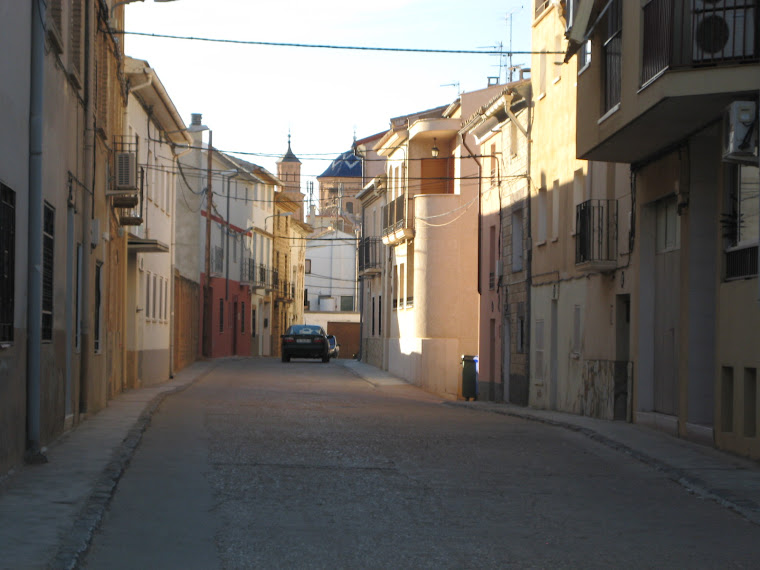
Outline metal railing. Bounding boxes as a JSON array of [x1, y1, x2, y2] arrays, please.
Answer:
[[381, 194, 412, 237], [359, 237, 383, 272], [576, 199, 618, 266], [642, 0, 759, 86], [241, 257, 255, 284], [726, 245, 758, 280]]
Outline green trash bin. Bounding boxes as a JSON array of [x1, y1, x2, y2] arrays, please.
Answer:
[[461, 355, 478, 401]]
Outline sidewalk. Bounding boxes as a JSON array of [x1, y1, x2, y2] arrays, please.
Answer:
[[0, 360, 218, 570], [339, 358, 760, 526]]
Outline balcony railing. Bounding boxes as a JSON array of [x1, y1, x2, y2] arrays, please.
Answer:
[[381, 194, 414, 244], [241, 257, 255, 284], [359, 237, 383, 273], [576, 199, 618, 271], [642, 0, 759, 86], [256, 263, 268, 289]]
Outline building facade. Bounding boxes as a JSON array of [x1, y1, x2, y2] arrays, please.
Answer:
[[568, 0, 759, 455]]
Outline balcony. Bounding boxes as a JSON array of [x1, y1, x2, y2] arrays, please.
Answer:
[[358, 237, 383, 275], [575, 199, 618, 273], [576, 0, 759, 163], [241, 257, 256, 284], [382, 194, 414, 245], [642, 0, 759, 86]]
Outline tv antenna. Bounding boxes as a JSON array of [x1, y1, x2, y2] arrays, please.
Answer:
[[441, 81, 461, 95]]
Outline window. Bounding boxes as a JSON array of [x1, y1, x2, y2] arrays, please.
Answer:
[[516, 302, 525, 354], [346, 201, 354, 214], [552, 179, 560, 241], [535, 319, 545, 381], [0, 185, 15, 342], [42, 202, 55, 342], [219, 298, 224, 332], [378, 296, 382, 335], [340, 296, 354, 311], [736, 165, 759, 247], [725, 165, 759, 279], [554, 34, 563, 81], [158, 277, 163, 322], [94, 262, 103, 352], [241, 301, 245, 333], [152, 274, 157, 320], [573, 305, 582, 354], [372, 297, 376, 335], [534, 0, 551, 19], [164, 278, 169, 321], [489, 225, 496, 290], [251, 308, 256, 337], [602, 0, 622, 114], [537, 187, 548, 244], [572, 170, 585, 234], [512, 209, 524, 272], [539, 50, 547, 97], [578, 40, 591, 72], [656, 196, 680, 253], [75, 243, 82, 350]]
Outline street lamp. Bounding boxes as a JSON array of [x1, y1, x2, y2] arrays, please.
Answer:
[[431, 138, 440, 158], [265, 212, 293, 233]]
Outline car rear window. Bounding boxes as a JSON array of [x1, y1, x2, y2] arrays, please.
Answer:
[[287, 325, 323, 335]]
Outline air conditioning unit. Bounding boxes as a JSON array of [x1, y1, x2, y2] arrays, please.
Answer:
[[693, 0, 755, 61], [115, 151, 137, 190], [723, 101, 758, 163]]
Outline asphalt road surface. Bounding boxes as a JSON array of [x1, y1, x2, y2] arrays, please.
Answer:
[[82, 358, 759, 569]]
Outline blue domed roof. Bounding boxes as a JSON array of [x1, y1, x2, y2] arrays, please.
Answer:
[[318, 150, 362, 179]]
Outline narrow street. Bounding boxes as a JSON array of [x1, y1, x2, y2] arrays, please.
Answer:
[[82, 359, 759, 569]]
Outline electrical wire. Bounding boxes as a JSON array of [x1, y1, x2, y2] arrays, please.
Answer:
[[117, 30, 555, 56]]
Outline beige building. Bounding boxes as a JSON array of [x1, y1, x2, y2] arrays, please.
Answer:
[[527, 3, 634, 419], [568, 0, 760, 456], [371, 89, 504, 397]]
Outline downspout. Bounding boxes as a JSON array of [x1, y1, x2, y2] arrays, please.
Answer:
[[26, 0, 46, 463], [461, 134, 482, 295]]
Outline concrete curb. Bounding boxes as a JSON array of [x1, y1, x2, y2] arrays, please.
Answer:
[[446, 401, 760, 527], [50, 362, 218, 570]]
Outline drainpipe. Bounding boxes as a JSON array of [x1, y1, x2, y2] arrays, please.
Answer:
[[461, 134, 482, 295], [26, 0, 46, 463]]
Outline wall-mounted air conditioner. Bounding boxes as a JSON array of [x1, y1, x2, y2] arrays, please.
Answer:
[[693, 0, 755, 61], [115, 151, 137, 190], [723, 100, 758, 164]]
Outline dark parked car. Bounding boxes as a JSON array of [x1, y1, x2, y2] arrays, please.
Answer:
[[281, 324, 335, 363]]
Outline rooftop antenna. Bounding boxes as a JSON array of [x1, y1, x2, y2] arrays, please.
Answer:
[[441, 81, 461, 95], [505, 6, 523, 83]]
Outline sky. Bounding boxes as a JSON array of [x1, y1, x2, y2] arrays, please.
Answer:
[[124, 0, 532, 185]]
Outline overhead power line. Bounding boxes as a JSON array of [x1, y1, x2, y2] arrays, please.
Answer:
[[118, 30, 555, 55]]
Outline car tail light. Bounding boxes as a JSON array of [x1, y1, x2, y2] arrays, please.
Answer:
[[314, 337, 324, 343], [283, 337, 294, 344]]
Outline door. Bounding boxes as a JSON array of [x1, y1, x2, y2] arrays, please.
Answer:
[[653, 198, 680, 415]]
